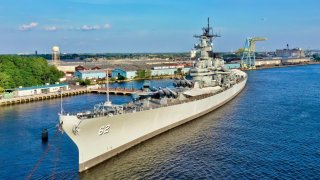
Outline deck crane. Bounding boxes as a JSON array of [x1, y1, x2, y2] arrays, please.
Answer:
[[241, 37, 267, 69]]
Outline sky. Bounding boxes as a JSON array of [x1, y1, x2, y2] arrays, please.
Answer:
[[0, 0, 319, 54]]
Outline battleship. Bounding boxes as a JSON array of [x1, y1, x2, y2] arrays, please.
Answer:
[[59, 18, 247, 172]]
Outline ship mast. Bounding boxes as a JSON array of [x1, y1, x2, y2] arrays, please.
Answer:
[[193, 17, 220, 61], [105, 69, 112, 106], [194, 17, 220, 41], [190, 18, 223, 84]]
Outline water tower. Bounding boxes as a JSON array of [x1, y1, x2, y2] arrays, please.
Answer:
[[52, 46, 60, 66]]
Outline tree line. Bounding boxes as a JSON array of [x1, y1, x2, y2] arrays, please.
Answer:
[[0, 56, 64, 92], [31, 52, 190, 61], [313, 54, 320, 61]]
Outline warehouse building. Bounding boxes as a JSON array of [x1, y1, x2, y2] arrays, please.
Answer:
[[281, 57, 311, 65], [112, 68, 137, 79], [15, 84, 69, 97], [276, 48, 305, 58], [255, 58, 281, 67], [151, 67, 191, 76], [75, 70, 106, 79]]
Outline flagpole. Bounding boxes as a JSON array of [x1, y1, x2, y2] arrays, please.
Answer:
[[60, 89, 63, 114], [107, 69, 110, 103]]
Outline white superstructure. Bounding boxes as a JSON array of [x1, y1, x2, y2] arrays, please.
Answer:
[[59, 18, 248, 172]]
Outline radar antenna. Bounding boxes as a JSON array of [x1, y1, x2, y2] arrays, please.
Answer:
[[194, 17, 220, 40]]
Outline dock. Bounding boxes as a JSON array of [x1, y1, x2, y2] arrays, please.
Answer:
[[0, 87, 142, 106], [89, 87, 142, 95], [0, 88, 89, 106]]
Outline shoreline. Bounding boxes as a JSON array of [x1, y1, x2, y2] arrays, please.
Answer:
[[0, 87, 140, 107], [1, 62, 319, 106], [98, 75, 179, 84], [255, 61, 320, 70]]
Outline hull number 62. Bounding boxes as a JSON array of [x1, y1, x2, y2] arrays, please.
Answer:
[[99, 125, 110, 135]]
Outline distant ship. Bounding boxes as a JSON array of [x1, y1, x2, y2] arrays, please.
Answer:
[[59, 18, 247, 172]]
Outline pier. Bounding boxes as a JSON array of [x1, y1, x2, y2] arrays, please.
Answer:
[[0, 87, 141, 106], [0, 88, 88, 106], [89, 87, 142, 95]]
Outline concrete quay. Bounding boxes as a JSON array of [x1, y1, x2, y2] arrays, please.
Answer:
[[0, 88, 89, 106], [0, 87, 142, 106]]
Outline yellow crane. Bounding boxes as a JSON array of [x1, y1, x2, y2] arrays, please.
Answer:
[[241, 37, 267, 69]]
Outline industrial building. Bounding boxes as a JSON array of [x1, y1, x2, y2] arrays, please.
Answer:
[[255, 58, 281, 67], [151, 64, 190, 76], [275, 47, 310, 65], [75, 70, 106, 80], [75, 65, 88, 71], [15, 84, 69, 97], [224, 63, 240, 69], [276, 48, 305, 58], [281, 57, 311, 65], [57, 65, 106, 80], [151, 67, 190, 76], [57, 65, 76, 78], [111, 66, 191, 79], [112, 68, 137, 79]]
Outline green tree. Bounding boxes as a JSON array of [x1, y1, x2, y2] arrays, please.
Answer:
[[313, 54, 320, 61], [47, 65, 65, 84], [83, 79, 91, 85], [117, 74, 126, 80], [77, 79, 91, 86], [145, 69, 152, 78], [174, 68, 183, 75], [0, 72, 12, 89], [235, 48, 244, 55], [136, 70, 146, 78], [0, 55, 65, 88]]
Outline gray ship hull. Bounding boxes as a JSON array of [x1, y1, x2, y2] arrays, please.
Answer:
[[59, 77, 247, 172]]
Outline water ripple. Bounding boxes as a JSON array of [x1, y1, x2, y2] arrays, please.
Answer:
[[1, 66, 320, 179]]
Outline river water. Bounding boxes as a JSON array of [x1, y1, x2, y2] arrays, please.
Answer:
[[1, 65, 320, 179]]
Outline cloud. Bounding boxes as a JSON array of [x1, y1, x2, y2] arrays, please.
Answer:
[[19, 22, 38, 31], [77, 24, 111, 31], [44, 26, 57, 31], [103, 24, 111, 29], [80, 25, 101, 31]]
